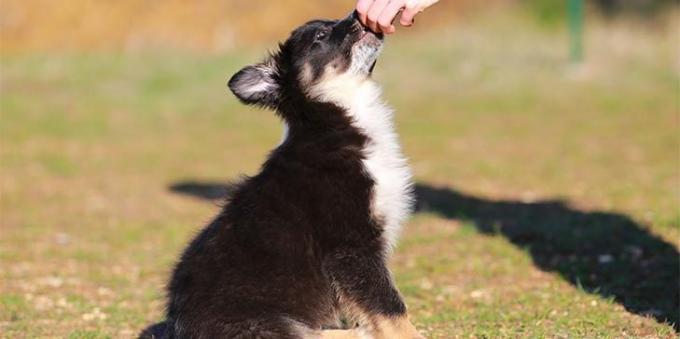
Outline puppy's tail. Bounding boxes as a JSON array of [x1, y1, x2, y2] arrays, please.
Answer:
[[138, 321, 169, 339]]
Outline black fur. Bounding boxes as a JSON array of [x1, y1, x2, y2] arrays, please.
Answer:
[[141, 13, 405, 339]]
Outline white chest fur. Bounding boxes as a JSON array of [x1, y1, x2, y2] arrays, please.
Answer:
[[311, 76, 414, 250]]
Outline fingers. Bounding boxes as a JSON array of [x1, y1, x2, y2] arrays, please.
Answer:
[[377, 0, 406, 34], [356, 0, 374, 26], [366, 0, 391, 33], [399, 2, 421, 27], [357, 0, 438, 33]]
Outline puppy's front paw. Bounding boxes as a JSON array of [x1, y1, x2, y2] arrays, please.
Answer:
[[319, 329, 361, 339]]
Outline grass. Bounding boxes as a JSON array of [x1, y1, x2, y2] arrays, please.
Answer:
[[1, 12, 678, 338]]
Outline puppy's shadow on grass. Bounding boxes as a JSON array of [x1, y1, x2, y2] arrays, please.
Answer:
[[169, 181, 679, 331]]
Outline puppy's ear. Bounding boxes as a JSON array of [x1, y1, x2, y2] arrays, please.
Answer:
[[228, 59, 280, 108]]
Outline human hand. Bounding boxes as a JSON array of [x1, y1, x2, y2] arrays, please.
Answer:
[[355, 0, 440, 34]]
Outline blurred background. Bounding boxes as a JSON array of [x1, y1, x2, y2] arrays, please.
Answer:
[[1, 1, 678, 338], [0, 0, 677, 52]]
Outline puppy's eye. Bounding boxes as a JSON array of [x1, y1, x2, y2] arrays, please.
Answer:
[[315, 30, 328, 41]]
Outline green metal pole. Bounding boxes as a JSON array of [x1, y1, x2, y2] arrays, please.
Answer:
[[568, 0, 584, 63]]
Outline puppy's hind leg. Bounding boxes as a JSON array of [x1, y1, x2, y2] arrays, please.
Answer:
[[323, 245, 424, 339]]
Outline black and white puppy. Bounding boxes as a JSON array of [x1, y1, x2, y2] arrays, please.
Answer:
[[141, 12, 420, 339]]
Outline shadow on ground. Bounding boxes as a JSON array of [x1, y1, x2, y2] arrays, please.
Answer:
[[168, 181, 679, 331]]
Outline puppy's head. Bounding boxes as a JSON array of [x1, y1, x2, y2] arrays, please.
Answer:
[[228, 12, 383, 111]]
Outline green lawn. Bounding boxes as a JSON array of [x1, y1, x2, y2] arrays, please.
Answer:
[[1, 13, 678, 338]]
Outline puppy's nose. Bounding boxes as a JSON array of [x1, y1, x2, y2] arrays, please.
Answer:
[[346, 10, 364, 29], [345, 10, 360, 24], [350, 10, 360, 21]]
